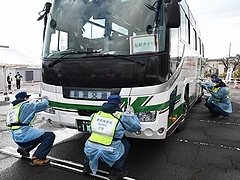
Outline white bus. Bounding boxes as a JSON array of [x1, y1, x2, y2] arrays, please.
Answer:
[[39, 0, 204, 139]]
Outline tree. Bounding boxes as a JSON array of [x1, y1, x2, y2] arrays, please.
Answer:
[[220, 55, 240, 72], [233, 69, 240, 78]]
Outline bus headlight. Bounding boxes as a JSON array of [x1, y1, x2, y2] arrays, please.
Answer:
[[44, 107, 55, 114], [135, 131, 141, 135], [158, 128, 165, 134], [136, 111, 157, 122]]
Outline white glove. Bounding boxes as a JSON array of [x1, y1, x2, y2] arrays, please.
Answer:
[[41, 95, 48, 100], [123, 105, 134, 116], [196, 80, 202, 85]]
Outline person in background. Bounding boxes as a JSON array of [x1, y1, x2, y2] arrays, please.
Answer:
[[6, 91, 55, 166], [211, 73, 218, 80], [83, 95, 141, 180], [7, 72, 12, 91], [202, 78, 232, 119], [15, 72, 23, 89]]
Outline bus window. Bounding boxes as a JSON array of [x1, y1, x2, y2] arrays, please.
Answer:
[[49, 30, 68, 54], [82, 17, 105, 39], [180, 7, 187, 43], [198, 37, 202, 55], [59, 31, 68, 51], [190, 25, 196, 50], [49, 31, 59, 53], [187, 18, 190, 45], [194, 29, 197, 51], [170, 28, 181, 75], [202, 43, 205, 57]]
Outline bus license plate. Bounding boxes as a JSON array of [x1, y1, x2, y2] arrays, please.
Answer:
[[76, 119, 90, 132]]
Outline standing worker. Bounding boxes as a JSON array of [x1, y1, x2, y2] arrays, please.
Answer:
[[7, 72, 12, 91], [6, 91, 55, 166], [15, 72, 23, 89], [202, 78, 232, 119], [83, 95, 141, 180]]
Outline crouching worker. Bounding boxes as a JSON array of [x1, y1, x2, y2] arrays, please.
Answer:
[[83, 95, 141, 180], [6, 91, 55, 166], [203, 78, 232, 119]]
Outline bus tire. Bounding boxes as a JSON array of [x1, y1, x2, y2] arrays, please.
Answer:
[[176, 91, 189, 132], [196, 87, 203, 103], [196, 95, 202, 103]]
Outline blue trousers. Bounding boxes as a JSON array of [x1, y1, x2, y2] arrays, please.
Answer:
[[205, 101, 229, 117], [16, 80, 21, 89], [84, 138, 130, 171], [17, 132, 55, 160], [112, 139, 130, 171]]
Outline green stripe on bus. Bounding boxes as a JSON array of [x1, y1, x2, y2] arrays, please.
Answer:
[[48, 94, 182, 113], [131, 96, 170, 112]]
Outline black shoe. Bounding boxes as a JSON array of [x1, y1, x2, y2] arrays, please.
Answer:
[[83, 164, 91, 175], [17, 148, 30, 157], [109, 168, 128, 180]]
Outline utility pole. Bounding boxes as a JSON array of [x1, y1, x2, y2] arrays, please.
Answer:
[[228, 42, 231, 58]]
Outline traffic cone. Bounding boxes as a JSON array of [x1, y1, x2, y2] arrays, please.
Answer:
[[31, 80, 34, 86], [233, 80, 239, 89]]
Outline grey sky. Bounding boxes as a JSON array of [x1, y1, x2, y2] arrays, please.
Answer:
[[0, 0, 239, 60], [187, 0, 240, 59], [0, 0, 46, 63]]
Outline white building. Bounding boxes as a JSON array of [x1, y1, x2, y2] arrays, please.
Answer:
[[205, 59, 225, 75], [0, 46, 41, 92], [204, 57, 240, 82]]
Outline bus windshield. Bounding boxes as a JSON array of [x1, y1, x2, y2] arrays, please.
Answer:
[[43, 0, 166, 58], [42, 0, 170, 88]]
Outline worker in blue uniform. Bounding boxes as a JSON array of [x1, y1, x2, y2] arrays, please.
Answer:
[[83, 95, 141, 180], [202, 78, 232, 119], [6, 91, 55, 166]]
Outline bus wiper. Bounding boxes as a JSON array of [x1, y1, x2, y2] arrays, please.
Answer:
[[101, 53, 145, 66], [60, 49, 102, 55], [48, 53, 69, 68], [48, 50, 102, 68]]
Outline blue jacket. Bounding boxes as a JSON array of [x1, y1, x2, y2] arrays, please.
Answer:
[[10, 99, 49, 144], [84, 101, 141, 174], [207, 87, 232, 113]]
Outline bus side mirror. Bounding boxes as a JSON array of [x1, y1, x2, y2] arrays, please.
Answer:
[[165, 0, 181, 28]]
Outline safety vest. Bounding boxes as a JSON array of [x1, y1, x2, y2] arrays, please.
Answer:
[[212, 87, 230, 102], [16, 75, 21, 80], [7, 75, 12, 82], [88, 111, 122, 146], [6, 101, 33, 130]]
